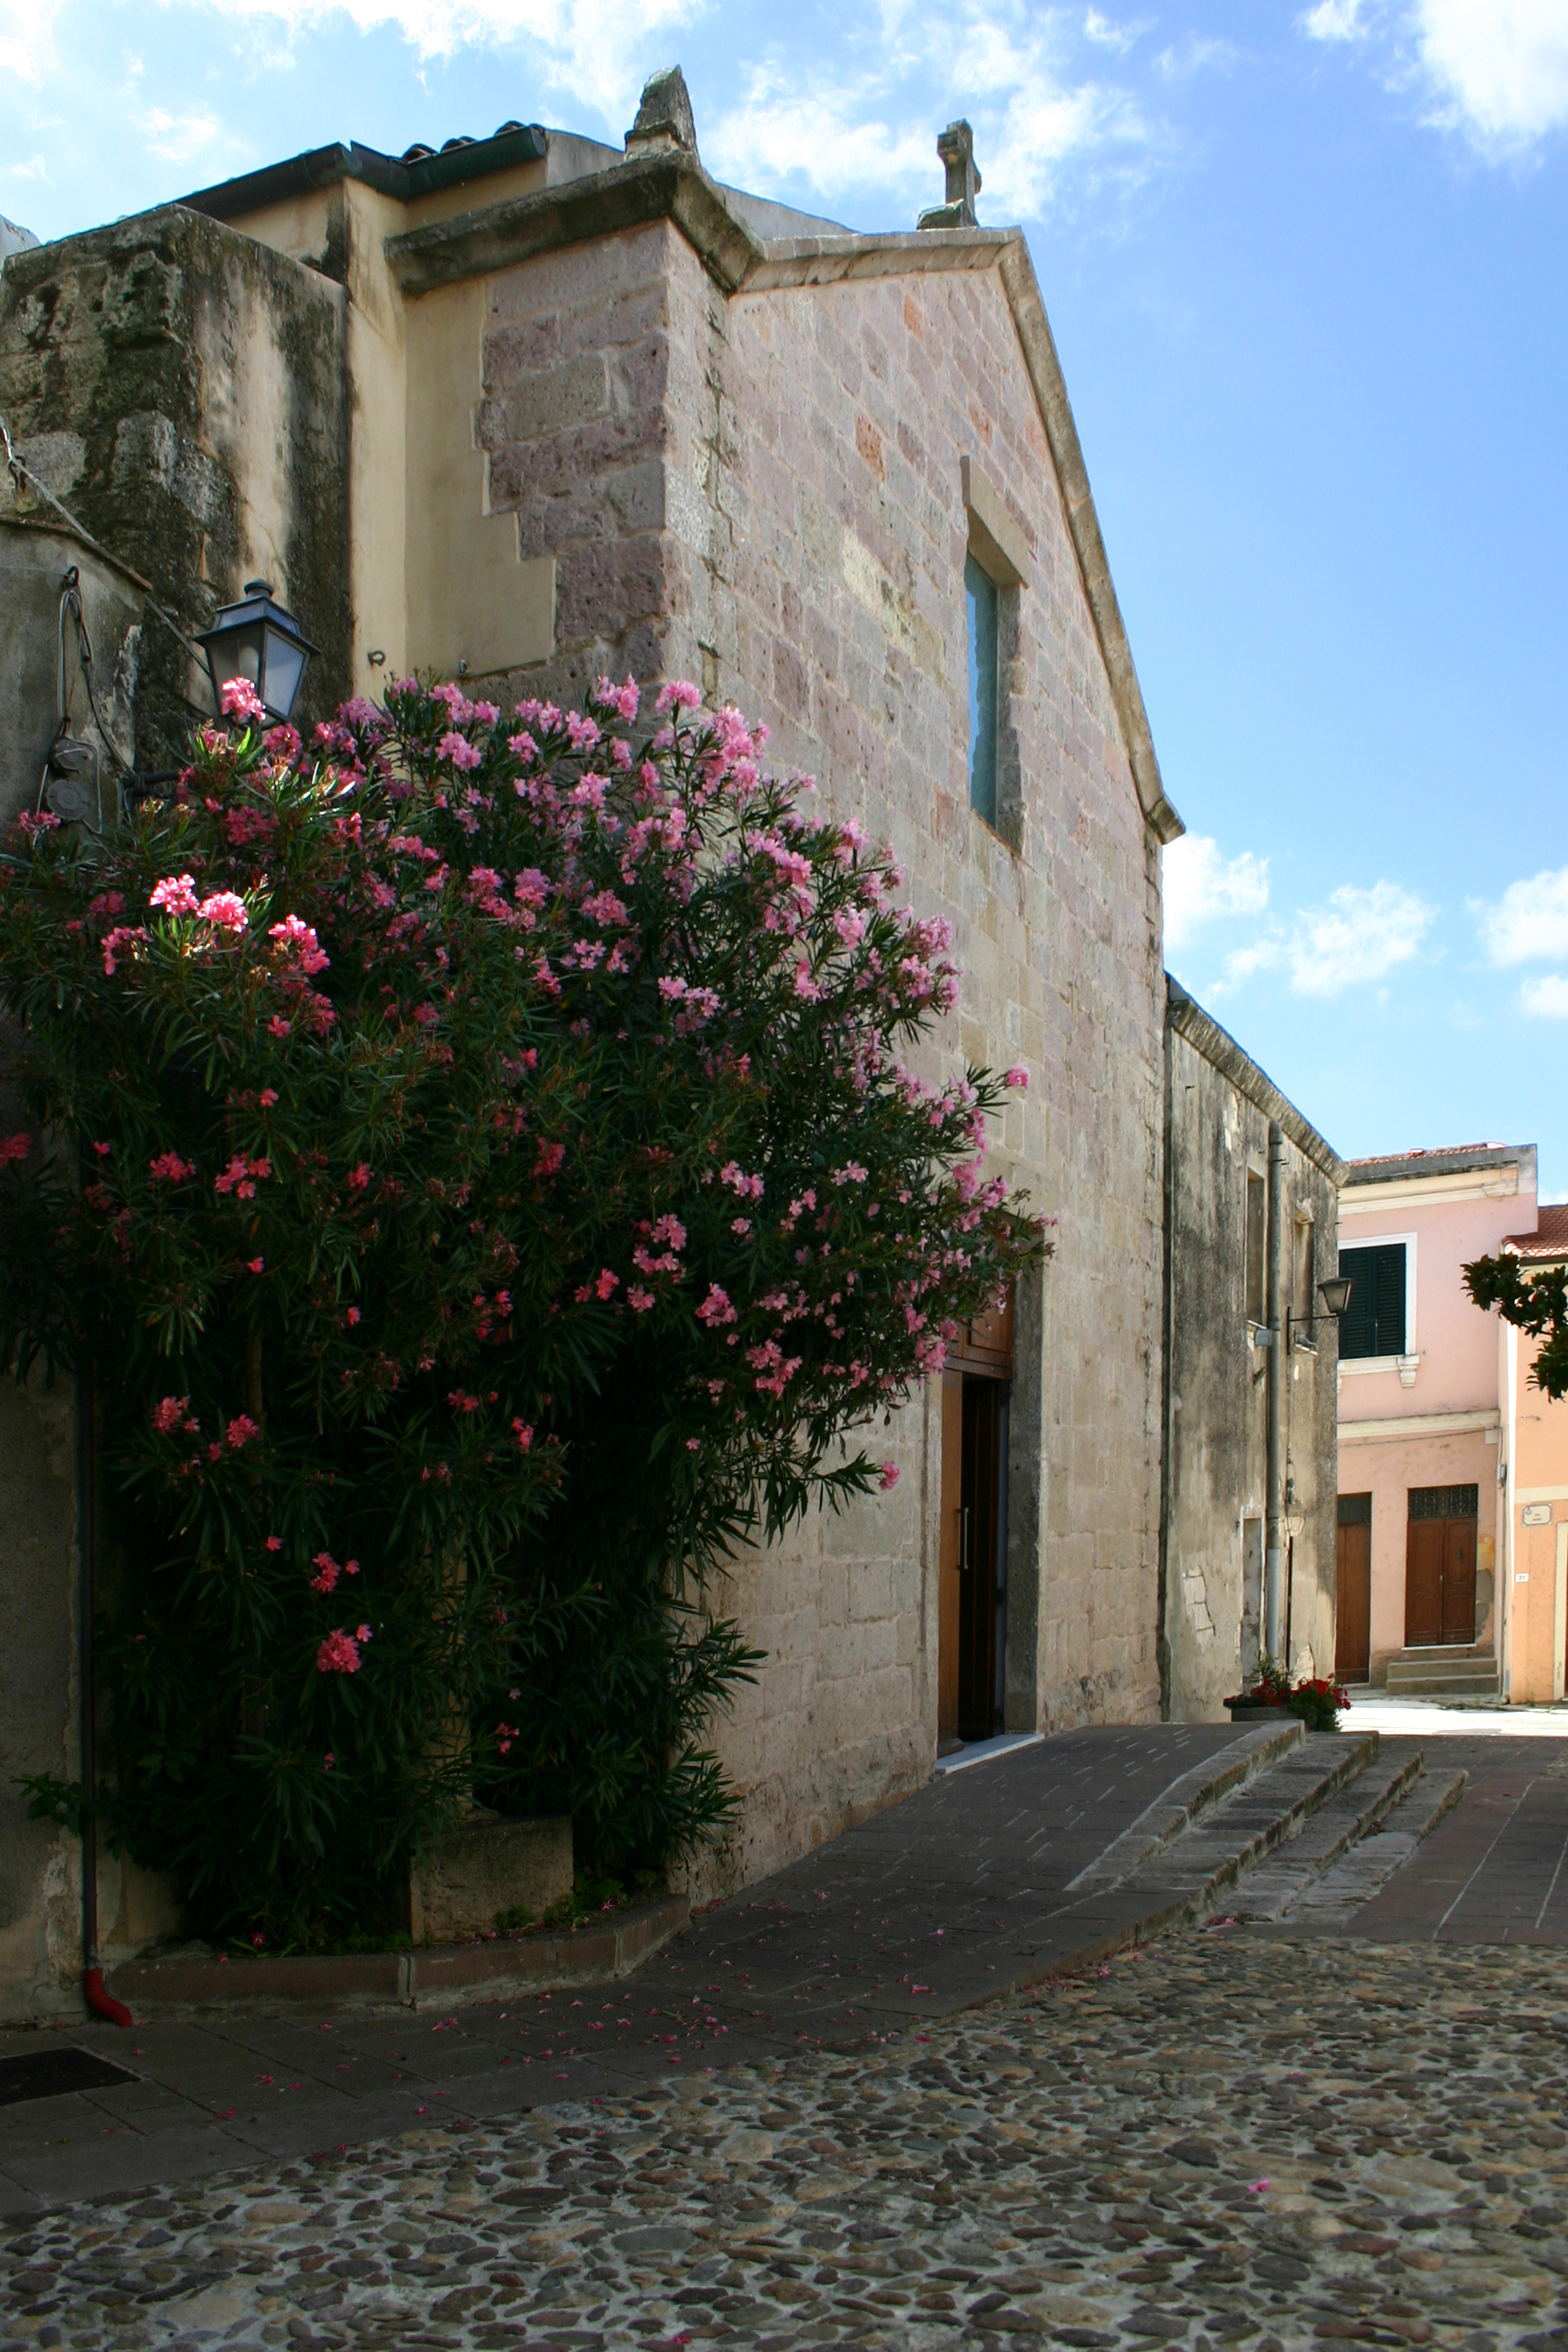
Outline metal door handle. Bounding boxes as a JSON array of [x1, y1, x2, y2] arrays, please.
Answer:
[[962, 1505, 971, 1576]]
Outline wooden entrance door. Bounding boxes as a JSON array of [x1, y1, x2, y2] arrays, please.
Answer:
[[938, 1372, 1008, 1742], [957, 1377, 1005, 1739], [1335, 1494, 1371, 1683], [937, 1294, 1014, 1746], [1405, 1485, 1478, 1646]]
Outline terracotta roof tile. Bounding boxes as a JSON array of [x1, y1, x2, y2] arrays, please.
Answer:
[[1504, 1203, 1568, 1262]]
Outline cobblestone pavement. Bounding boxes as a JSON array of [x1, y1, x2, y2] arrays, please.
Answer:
[[3, 1926, 1566, 2352]]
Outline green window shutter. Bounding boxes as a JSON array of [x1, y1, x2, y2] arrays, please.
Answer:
[[1338, 1243, 1406, 1360]]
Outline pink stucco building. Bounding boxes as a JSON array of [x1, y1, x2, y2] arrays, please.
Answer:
[[1337, 1142, 1568, 1704]]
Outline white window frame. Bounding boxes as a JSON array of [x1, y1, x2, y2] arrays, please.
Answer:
[[1336, 1229, 1418, 1374]]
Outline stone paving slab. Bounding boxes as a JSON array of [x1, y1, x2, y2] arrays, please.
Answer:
[[1224, 1753, 1426, 1922], [1263, 1772, 1470, 1935], [6, 1723, 1560, 2229], [0, 1726, 1264, 2214], [1, 1931, 1565, 2350], [1305, 1740, 1568, 1949]]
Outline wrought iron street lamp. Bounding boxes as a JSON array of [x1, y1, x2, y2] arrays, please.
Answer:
[[195, 579, 318, 722], [1287, 1276, 1353, 1354]]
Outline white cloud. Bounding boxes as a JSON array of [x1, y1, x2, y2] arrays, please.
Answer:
[[702, 2, 1163, 224], [1155, 33, 1240, 80], [10, 154, 49, 182], [1288, 879, 1436, 995], [1301, 0, 1568, 152], [1212, 936, 1287, 994], [1, 0, 61, 85], [139, 109, 224, 165], [1161, 832, 1270, 951], [1520, 973, 1568, 1018], [1083, 8, 1149, 54], [702, 68, 935, 204], [1471, 864, 1568, 965], [1300, 0, 1369, 38], [158, 0, 705, 123], [1414, 0, 1568, 149]]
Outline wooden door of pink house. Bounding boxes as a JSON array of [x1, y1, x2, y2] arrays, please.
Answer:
[[1405, 1485, 1478, 1648]]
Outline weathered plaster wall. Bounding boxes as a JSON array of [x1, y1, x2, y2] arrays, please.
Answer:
[[0, 520, 140, 825], [0, 211, 348, 2015], [1163, 990, 1340, 1720], [0, 1367, 81, 2021], [0, 206, 352, 770]]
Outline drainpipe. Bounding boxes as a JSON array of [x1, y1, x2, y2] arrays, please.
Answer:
[[1265, 1120, 1287, 1662]]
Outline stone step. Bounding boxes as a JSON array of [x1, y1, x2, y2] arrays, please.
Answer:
[[1217, 1749, 1423, 1921], [1382, 1646, 1494, 1684], [1383, 1667, 1501, 1699], [1057, 1732, 1382, 1953], [1063, 1718, 1307, 1899], [1393, 1642, 1494, 1664], [1259, 1766, 1470, 1933]]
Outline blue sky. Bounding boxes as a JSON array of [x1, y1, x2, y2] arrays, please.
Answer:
[[8, 1, 1568, 1191]]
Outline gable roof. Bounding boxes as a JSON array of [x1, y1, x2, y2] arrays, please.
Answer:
[[378, 145, 1184, 847], [1165, 975, 1342, 1182]]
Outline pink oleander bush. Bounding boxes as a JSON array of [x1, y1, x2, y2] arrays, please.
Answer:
[[0, 674, 1047, 1944]]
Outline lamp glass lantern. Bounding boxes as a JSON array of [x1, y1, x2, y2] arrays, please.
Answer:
[[196, 579, 318, 722], [1317, 1276, 1353, 1320]]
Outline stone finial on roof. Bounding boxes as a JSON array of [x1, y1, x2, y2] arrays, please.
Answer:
[[918, 120, 982, 230], [626, 65, 699, 159]]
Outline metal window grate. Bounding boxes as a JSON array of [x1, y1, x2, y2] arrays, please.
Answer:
[[1408, 1485, 1478, 1522], [1338, 1491, 1372, 1527]]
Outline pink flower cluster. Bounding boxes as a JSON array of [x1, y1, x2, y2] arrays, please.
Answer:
[[149, 874, 199, 918], [220, 678, 266, 723], [310, 1550, 360, 1594], [214, 1154, 271, 1199], [269, 914, 329, 975], [315, 1626, 371, 1674]]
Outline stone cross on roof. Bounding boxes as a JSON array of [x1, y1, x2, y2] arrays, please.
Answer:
[[918, 120, 982, 230]]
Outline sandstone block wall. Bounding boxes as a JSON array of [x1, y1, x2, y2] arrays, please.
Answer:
[[479, 223, 1168, 1890]]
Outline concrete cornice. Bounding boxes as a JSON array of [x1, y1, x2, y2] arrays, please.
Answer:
[[384, 152, 1184, 849], [1166, 975, 1344, 1184], [384, 151, 762, 297], [1339, 1407, 1501, 1443]]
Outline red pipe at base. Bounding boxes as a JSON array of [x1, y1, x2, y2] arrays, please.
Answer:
[[83, 1965, 133, 2028]]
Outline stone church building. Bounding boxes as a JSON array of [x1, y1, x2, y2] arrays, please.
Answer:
[[0, 70, 1339, 2013]]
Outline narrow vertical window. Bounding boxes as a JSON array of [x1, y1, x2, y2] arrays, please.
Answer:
[[1245, 1169, 1266, 1325], [1293, 1215, 1315, 1328], [965, 551, 998, 827]]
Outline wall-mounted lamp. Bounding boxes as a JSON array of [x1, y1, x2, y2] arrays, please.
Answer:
[[1288, 1276, 1353, 1354], [196, 580, 318, 723]]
